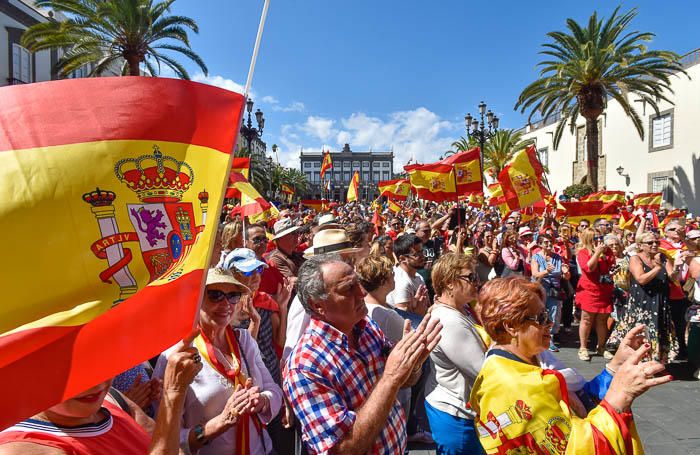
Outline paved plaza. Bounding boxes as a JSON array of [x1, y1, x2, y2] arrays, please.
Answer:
[[410, 326, 700, 455]]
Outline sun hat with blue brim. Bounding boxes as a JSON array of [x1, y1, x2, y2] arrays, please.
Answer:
[[221, 248, 268, 275]]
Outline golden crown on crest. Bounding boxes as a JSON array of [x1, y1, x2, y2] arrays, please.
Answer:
[[114, 145, 195, 203]]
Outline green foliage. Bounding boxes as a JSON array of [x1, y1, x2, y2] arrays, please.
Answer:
[[563, 183, 594, 199], [447, 130, 533, 176], [515, 6, 685, 189], [22, 0, 207, 78]]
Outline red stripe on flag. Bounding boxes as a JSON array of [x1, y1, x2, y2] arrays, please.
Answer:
[[0, 270, 202, 430], [0, 77, 242, 153]]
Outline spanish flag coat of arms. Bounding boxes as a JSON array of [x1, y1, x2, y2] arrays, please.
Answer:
[[0, 77, 244, 429]]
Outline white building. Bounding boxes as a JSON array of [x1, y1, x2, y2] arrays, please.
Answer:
[[521, 48, 700, 214]]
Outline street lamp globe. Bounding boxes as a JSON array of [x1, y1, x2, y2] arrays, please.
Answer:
[[478, 101, 487, 115], [255, 109, 264, 127], [246, 98, 254, 113], [465, 113, 473, 128]]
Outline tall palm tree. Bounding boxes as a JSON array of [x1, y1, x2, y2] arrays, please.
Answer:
[[515, 6, 684, 190], [483, 129, 533, 175], [22, 0, 207, 79]]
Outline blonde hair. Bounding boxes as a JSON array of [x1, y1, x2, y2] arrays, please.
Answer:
[[221, 220, 243, 250], [576, 228, 597, 254], [355, 255, 394, 293], [431, 252, 474, 296]]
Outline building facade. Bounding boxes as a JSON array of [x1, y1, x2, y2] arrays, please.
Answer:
[[234, 134, 267, 162], [300, 144, 394, 201], [521, 48, 700, 214]]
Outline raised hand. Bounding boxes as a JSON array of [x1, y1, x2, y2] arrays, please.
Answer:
[[384, 317, 442, 388], [162, 329, 203, 397], [217, 383, 252, 429]]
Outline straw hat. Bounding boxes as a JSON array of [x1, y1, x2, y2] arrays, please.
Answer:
[[272, 217, 300, 240], [518, 226, 534, 237], [304, 229, 361, 258], [206, 268, 250, 293]]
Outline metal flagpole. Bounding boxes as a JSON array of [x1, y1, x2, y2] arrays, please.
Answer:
[[244, 0, 270, 98]]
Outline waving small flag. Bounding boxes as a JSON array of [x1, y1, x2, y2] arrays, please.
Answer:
[[320, 150, 333, 180], [347, 171, 360, 202], [633, 192, 663, 210], [378, 178, 411, 201], [498, 145, 549, 210]]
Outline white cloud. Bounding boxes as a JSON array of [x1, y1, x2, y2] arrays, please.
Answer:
[[280, 107, 458, 170], [261, 95, 278, 104], [191, 73, 254, 98], [272, 101, 306, 113]]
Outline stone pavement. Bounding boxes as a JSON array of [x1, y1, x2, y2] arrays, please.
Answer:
[[409, 327, 700, 454]]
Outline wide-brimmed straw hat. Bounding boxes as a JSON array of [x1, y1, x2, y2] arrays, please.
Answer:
[[272, 217, 300, 240], [304, 228, 361, 258], [206, 268, 250, 293]]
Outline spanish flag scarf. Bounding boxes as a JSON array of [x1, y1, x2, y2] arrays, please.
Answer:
[[194, 326, 263, 454]]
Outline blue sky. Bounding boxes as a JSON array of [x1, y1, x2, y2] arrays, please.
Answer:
[[170, 0, 700, 169]]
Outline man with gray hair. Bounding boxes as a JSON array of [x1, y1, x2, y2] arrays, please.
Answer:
[[283, 254, 442, 454]]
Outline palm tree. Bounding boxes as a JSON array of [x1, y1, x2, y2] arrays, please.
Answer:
[[235, 146, 270, 196], [22, 0, 207, 79], [515, 6, 684, 190], [483, 129, 534, 176]]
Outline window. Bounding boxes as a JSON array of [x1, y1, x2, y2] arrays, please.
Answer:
[[305, 172, 312, 181], [68, 65, 89, 79], [362, 161, 370, 169], [576, 125, 586, 162], [363, 172, 370, 181], [334, 172, 341, 182], [313, 172, 320, 183], [342, 161, 351, 170], [537, 147, 549, 167], [313, 162, 321, 168], [382, 171, 390, 181], [12, 44, 32, 83], [373, 171, 380, 182], [303, 162, 312, 169], [344, 172, 350, 181], [352, 161, 361, 170], [650, 173, 673, 205], [650, 110, 673, 151], [382, 162, 391, 168]]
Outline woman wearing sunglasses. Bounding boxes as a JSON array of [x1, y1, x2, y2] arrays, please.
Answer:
[[471, 276, 671, 454], [153, 268, 283, 454], [424, 253, 490, 454], [623, 232, 684, 362]]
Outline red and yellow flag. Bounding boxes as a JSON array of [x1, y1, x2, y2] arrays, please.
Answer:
[[387, 199, 402, 214], [347, 170, 360, 202], [633, 192, 662, 210], [0, 77, 244, 429], [618, 210, 638, 231], [405, 148, 482, 202], [659, 209, 685, 230], [281, 184, 295, 195], [378, 178, 411, 201], [487, 183, 510, 216], [320, 150, 333, 180], [561, 201, 619, 225], [300, 199, 328, 212], [228, 173, 279, 223], [498, 145, 549, 210], [581, 190, 626, 205], [225, 157, 251, 198]]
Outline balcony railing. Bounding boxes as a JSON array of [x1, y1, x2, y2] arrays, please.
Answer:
[[680, 48, 700, 68], [7, 78, 28, 85]]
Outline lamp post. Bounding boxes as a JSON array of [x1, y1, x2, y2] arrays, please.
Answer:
[[465, 101, 499, 174], [240, 98, 265, 155]]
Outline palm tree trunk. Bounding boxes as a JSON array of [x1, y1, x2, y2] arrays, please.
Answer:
[[585, 116, 600, 191], [127, 55, 141, 76]]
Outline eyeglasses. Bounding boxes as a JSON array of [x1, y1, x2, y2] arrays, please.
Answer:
[[594, 236, 604, 242], [458, 272, 479, 284], [206, 289, 242, 304], [642, 240, 660, 246], [249, 236, 267, 245], [524, 310, 551, 326], [666, 228, 679, 232], [506, 221, 516, 225]]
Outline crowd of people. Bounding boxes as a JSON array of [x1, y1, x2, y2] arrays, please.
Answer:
[[3, 196, 698, 454]]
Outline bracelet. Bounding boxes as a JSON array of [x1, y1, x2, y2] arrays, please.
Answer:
[[193, 424, 210, 446], [605, 363, 616, 375]]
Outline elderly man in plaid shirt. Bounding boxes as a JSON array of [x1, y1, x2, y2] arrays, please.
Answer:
[[284, 254, 442, 454]]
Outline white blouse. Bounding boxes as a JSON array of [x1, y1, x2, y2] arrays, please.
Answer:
[[153, 329, 283, 455]]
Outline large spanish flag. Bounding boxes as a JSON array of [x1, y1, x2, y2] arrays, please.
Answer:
[[378, 178, 411, 201], [300, 199, 328, 212], [581, 190, 626, 205], [561, 201, 619, 225], [498, 145, 549, 210], [0, 77, 244, 429]]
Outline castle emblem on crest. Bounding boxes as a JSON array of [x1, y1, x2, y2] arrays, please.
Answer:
[[83, 145, 210, 304], [513, 174, 534, 196]]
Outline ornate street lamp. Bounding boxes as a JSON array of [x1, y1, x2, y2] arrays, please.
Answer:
[[240, 99, 265, 154], [465, 101, 499, 173]]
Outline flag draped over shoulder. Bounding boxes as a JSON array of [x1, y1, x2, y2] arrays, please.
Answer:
[[347, 171, 360, 202], [378, 178, 410, 201], [225, 157, 251, 199], [406, 148, 482, 202], [0, 77, 244, 429], [498, 145, 549, 210], [320, 151, 333, 180], [633, 192, 662, 210]]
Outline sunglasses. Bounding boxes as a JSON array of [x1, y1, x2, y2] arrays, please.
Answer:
[[666, 228, 679, 232], [524, 310, 551, 326], [206, 289, 242, 304], [249, 236, 267, 245], [239, 265, 265, 276], [458, 272, 479, 284], [506, 221, 516, 225], [594, 236, 604, 242], [642, 240, 660, 246]]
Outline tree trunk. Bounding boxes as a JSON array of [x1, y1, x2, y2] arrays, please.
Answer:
[[585, 116, 599, 191], [127, 55, 140, 76]]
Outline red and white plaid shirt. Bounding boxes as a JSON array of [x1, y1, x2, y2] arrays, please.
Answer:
[[284, 317, 406, 454]]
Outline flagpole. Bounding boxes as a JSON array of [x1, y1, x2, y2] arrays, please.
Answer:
[[244, 0, 270, 98], [453, 164, 461, 228]]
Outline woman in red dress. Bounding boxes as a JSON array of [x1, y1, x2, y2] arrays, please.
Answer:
[[575, 228, 615, 361]]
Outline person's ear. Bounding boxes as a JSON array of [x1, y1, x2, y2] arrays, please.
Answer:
[[503, 321, 519, 338], [308, 298, 325, 316]]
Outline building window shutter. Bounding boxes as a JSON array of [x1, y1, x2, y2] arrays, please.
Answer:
[[652, 114, 672, 148]]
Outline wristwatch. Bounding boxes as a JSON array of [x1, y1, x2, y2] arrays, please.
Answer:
[[193, 424, 209, 445]]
